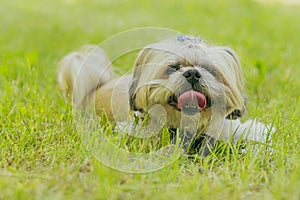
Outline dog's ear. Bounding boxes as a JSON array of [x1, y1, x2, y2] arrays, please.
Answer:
[[221, 47, 247, 119], [222, 47, 240, 67], [129, 73, 139, 110], [129, 48, 152, 111]]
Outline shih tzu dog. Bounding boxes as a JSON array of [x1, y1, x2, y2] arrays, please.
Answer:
[[58, 34, 274, 155]]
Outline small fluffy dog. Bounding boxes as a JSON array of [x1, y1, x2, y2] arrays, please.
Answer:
[[58, 35, 273, 155]]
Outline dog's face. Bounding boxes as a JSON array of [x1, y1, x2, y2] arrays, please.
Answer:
[[129, 36, 246, 131]]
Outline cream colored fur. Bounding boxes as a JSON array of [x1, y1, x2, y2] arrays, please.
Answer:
[[58, 45, 113, 111], [58, 38, 274, 143]]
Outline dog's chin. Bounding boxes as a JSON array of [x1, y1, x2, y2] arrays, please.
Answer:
[[167, 90, 212, 116]]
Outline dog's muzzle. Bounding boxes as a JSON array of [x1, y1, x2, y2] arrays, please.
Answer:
[[168, 69, 212, 115]]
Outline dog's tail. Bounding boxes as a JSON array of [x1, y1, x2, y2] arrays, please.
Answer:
[[58, 45, 113, 110]]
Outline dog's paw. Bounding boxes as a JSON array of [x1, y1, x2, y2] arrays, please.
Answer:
[[221, 119, 275, 143], [239, 119, 275, 143]]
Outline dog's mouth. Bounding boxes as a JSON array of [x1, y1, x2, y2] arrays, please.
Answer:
[[168, 90, 211, 115]]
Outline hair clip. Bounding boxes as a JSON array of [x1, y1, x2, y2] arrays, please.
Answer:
[[177, 34, 202, 48]]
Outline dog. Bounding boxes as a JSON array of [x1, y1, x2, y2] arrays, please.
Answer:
[[58, 34, 274, 155]]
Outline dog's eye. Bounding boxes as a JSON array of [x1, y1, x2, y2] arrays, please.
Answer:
[[202, 66, 217, 77], [169, 65, 181, 71], [206, 68, 217, 77], [167, 65, 181, 74]]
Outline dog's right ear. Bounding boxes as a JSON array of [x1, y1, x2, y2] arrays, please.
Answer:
[[129, 74, 139, 111], [129, 48, 152, 111]]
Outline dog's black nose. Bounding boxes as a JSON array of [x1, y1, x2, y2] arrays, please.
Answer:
[[183, 69, 201, 85]]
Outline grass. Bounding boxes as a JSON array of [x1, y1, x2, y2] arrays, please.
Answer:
[[1, 0, 300, 199]]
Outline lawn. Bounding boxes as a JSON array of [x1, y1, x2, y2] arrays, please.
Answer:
[[1, 0, 300, 199]]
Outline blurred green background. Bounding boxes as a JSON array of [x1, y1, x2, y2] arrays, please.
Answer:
[[1, 0, 300, 199]]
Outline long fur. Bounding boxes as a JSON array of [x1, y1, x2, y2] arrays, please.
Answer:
[[58, 45, 113, 110], [129, 39, 246, 114], [128, 38, 246, 136], [58, 37, 274, 146]]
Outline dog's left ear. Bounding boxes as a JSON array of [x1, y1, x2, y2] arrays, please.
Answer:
[[129, 48, 152, 111], [221, 47, 247, 119]]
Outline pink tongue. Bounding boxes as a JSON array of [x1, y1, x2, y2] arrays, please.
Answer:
[[178, 90, 207, 110]]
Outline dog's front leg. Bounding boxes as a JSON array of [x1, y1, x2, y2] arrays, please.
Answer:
[[169, 128, 216, 156], [220, 119, 275, 143]]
